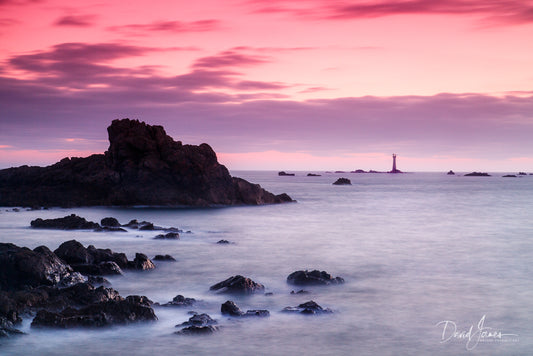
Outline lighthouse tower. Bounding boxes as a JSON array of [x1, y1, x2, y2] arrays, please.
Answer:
[[389, 154, 402, 173]]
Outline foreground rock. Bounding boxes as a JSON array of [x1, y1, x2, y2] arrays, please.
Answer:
[[0, 317, 24, 337], [282, 301, 333, 315], [287, 270, 345, 286], [210, 275, 265, 295], [0, 119, 294, 207], [31, 295, 157, 328], [54, 240, 154, 275], [0, 243, 76, 291], [221, 300, 269, 317], [332, 178, 351, 185]]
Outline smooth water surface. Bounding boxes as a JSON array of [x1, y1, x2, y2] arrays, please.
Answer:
[[1, 171, 531, 355]]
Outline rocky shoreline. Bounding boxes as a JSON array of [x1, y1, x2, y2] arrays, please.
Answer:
[[1, 214, 344, 338]]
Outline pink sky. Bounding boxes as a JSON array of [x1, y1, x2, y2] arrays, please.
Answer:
[[1, 0, 533, 171]]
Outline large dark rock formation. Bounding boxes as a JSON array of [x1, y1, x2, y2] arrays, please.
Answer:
[[0, 119, 293, 207]]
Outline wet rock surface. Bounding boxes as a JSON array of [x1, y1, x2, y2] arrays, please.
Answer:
[[287, 270, 345, 286], [210, 275, 265, 295]]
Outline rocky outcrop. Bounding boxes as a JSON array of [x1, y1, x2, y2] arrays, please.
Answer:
[[0, 119, 293, 207], [287, 270, 345, 286], [157, 295, 196, 307], [278, 171, 295, 176], [332, 178, 351, 185], [447, 170, 455, 175], [209, 275, 265, 295]]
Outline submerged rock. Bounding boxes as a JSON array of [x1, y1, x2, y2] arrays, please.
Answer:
[[159, 295, 196, 307], [332, 178, 351, 185], [210, 275, 265, 295], [175, 325, 220, 335], [287, 270, 345, 286], [216, 239, 230, 244], [153, 254, 176, 261], [154, 232, 180, 240], [177, 313, 217, 328], [447, 170, 455, 175], [0, 119, 293, 207]]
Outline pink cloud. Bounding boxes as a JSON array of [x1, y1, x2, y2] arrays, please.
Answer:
[[54, 14, 97, 27], [192, 50, 271, 69], [108, 19, 221, 34]]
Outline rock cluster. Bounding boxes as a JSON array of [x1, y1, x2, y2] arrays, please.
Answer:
[[0, 119, 294, 207]]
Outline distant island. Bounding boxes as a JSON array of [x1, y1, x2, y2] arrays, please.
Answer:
[[0, 119, 294, 207]]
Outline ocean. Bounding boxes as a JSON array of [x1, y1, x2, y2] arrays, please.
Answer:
[[1, 171, 531, 355]]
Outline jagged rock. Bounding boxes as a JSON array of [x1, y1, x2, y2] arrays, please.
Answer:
[[221, 300, 244, 316], [209, 275, 265, 295], [30, 214, 100, 230], [31, 295, 157, 328], [86, 245, 128, 268], [127, 253, 155, 270], [287, 270, 345, 286], [87, 276, 110, 286], [332, 178, 351, 185], [447, 170, 455, 175], [153, 254, 176, 261], [282, 300, 333, 315], [0, 243, 74, 291], [0, 119, 293, 207], [154, 232, 180, 240], [100, 217, 120, 227]]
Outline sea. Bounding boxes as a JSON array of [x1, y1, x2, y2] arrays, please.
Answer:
[[0, 171, 531, 355]]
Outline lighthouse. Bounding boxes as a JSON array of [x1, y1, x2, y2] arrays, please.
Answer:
[[389, 154, 402, 173]]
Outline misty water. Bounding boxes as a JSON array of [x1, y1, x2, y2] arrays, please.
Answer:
[[1, 171, 531, 355]]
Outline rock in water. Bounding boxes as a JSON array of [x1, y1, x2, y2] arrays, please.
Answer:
[[287, 270, 345, 286], [209, 275, 265, 295], [0, 119, 294, 207], [332, 178, 351, 185]]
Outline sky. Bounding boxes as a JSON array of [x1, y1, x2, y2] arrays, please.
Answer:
[[1, 0, 533, 172]]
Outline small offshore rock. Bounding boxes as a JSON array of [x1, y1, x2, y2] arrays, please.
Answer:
[[216, 239, 230, 244], [503, 175, 517, 178], [447, 170, 455, 175], [278, 171, 295, 176], [332, 178, 351, 185], [282, 300, 333, 315], [154, 232, 180, 240], [100, 217, 120, 227], [161, 295, 196, 307], [221, 300, 244, 316], [177, 313, 216, 328], [30, 214, 100, 230], [127, 253, 156, 270], [287, 270, 345, 286], [290, 289, 310, 295], [464, 172, 491, 177], [175, 325, 220, 335], [153, 254, 176, 261], [210, 275, 265, 295]]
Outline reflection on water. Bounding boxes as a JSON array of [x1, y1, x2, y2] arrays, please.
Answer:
[[1, 172, 531, 355]]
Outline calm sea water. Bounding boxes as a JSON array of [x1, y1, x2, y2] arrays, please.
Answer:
[[1, 171, 532, 355]]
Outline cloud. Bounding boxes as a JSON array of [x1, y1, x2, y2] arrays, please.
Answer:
[[54, 14, 97, 27], [247, 0, 533, 26], [192, 50, 271, 69], [108, 19, 221, 35]]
